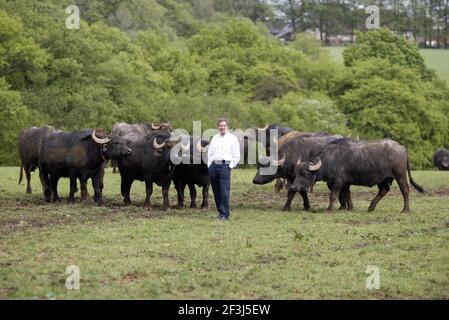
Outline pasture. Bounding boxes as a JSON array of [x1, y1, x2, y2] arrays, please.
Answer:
[[1, 167, 449, 299], [326, 47, 449, 83]]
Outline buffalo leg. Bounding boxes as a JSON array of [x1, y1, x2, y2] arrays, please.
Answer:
[[92, 172, 103, 205], [274, 178, 284, 193], [162, 183, 170, 210], [201, 185, 209, 210], [338, 185, 352, 211], [175, 181, 186, 208], [50, 175, 60, 202], [25, 165, 32, 194], [346, 187, 353, 211], [144, 178, 153, 208], [68, 177, 78, 203], [368, 182, 390, 212], [282, 189, 297, 211], [80, 180, 88, 201], [396, 177, 410, 213], [299, 189, 311, 211], [40, 166, 52, 202], [121, 176, 133, 205], [327, 187, 340, 212], [38, 171, 46, 195], [188, 184, 197, 208]]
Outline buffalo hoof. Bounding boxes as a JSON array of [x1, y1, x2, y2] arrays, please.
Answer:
[[401, 209, 410, 214], [26, 188, 32, 194], [282, 206, 291, 212], [201, 206, 208, 211], [190, 203, 197, 209], [367, 206, 375, 212]]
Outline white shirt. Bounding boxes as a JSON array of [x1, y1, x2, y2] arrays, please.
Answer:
[[207, 131, 241, 168]]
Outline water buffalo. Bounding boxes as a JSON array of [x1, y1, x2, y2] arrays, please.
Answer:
[[38, 129, 132, 203], [253, 133, 345, 211], [173, 137, 210, 209], [117, 131, 182, 209], [252, 124, 295, 156], [290, 138, 424, 213], [111, 122, 172, 173], [18, 126, 55, 194], [433, 148, 449, 170]]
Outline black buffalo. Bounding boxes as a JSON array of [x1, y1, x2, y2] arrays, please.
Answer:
[[433, 148, 449, 170], [252, 124, 295, 156], [117, 131, 182, 209], [290, 138, 424, 213], [173, 137, 210, 209], [111, 122, 172, 173], [18, 126, 55, 194], [38, 129, 132, 203], [253, 133, 346, 211]]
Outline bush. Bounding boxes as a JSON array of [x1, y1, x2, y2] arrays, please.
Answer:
[[0, 78, 31, 165], [343, 28, 436, 81], [337, 59, 449, 168]]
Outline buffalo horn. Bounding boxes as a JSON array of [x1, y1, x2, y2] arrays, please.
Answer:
[[92, 130, 110, 144]]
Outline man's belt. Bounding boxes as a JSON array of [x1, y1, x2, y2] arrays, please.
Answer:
[[213, 160, 231, 165]]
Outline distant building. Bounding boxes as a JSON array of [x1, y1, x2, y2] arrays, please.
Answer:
[[267, 22, 295, 42], [267, 22, 356, 46]]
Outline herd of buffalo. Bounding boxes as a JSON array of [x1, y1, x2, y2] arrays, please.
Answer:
[[17, 123, 449, 213]]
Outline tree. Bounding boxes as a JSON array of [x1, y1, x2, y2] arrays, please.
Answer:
[[336, 58, 449, 167], [0, 78, 31, 165], [343, 28, 436, 80]]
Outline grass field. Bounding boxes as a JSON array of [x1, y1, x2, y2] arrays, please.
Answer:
[[1, 167, 449, 299], [325, 47, 449, 83]]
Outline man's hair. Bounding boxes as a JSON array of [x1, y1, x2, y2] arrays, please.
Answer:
[[217, 118, 229, 126]]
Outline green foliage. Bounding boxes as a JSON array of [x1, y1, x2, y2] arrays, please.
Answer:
[[289, 32, 327, 61], [343, 28, 436, 81], [337, 58, 449, 168], [269, 92, 350, 135], [156, 95, 254, 130], [0, 9, 49, 89], [0, 78, 31, 165], [1, 1, 446, 169]]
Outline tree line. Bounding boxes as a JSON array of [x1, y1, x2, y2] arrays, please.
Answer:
[[0, 0, 448, 168], [270, 0, 449, 48]]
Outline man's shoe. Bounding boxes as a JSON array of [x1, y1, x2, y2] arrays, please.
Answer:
[[218, 215, 229, 221]]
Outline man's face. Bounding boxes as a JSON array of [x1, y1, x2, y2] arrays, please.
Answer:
[[218, 121, 228, 135]]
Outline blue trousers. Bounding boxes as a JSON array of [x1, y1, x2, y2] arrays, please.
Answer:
[[208, 163, 231, 218]]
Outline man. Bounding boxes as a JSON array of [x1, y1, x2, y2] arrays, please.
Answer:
[[207, 118, 240, 220]]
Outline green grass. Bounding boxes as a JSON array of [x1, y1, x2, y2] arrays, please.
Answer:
[[1, 167, 449, 299], [325, 47, 449, 83]]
